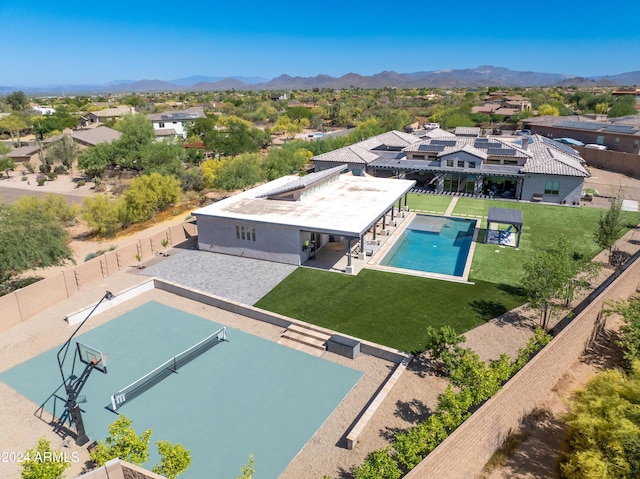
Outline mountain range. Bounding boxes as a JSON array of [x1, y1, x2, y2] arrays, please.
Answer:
[[2, 66, 639, 95]]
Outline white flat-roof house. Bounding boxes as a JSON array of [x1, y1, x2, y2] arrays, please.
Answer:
[[147, 107, 206, 139], [312, 131, 589, 205], [193, 165, 415, 273]]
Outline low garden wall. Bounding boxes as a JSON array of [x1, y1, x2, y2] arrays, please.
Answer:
[[405, 258, 640, 479], [0, 222, 197, 332]]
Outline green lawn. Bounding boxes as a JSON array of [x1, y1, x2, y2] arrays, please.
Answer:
[[407, 195, 453, 214], [255, 196, 640, 353], [452, 199, 640, 286], [255, 268, 525, 353]]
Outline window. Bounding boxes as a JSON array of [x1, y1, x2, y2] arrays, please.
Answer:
[[544, 181, 560, 195], [634, 140, 639, 151], [596, 135, 604, 145], [236, 225, 256, 241], [468, 162, 476, 169], [159, 122, 165, 128], [446, 159, 454, 167], [457, 160, 465, 168], [614, 137, 620, 145]]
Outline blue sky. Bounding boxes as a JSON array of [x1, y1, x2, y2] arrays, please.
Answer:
[[1, 0, 638, 87]]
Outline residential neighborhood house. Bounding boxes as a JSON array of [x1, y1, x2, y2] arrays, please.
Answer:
[[146, 106, 206, 140], [311, 130, 590, 205]]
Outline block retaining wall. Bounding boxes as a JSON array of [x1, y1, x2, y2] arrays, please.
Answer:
[[405, 258, 640, 479], [0, 222, 197, 332]]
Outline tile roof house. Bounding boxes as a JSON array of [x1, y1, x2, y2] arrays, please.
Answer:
[[146, 107, 206, 139], [312, 130, 589, 205], [79, 106, 133, 128], [524, 115, 640, 154], [70, 126, 121, 147]]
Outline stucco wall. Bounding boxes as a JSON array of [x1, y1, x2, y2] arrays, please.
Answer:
[[195, 215, 305, 265], [520, 174, 584, 204]]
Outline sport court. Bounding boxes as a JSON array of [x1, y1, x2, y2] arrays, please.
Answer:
[[0, 301, 363, 478]]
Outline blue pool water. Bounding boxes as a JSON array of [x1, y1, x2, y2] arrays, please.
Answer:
[[380, 215, 476, 276]]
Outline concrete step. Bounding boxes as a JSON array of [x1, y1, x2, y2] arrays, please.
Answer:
[[281, 329, 327, 350], [286, 323, 331, 343]]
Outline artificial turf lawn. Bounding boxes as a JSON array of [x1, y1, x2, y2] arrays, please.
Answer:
[[452, 198, 640, 286], [257, 196, 640, 353], [407, 194, 453, 214], [255, 268, 525, 353]]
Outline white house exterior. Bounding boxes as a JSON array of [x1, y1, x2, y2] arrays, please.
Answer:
[[147, 107, 206, 140], [193, 165, 415, 271]]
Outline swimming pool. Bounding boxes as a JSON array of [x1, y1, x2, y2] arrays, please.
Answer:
[[379, 215, 476, 277]]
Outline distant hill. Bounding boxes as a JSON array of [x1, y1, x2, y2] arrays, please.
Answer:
[[4, 66, 640, 94]]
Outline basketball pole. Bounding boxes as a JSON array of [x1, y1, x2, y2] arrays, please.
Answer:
[[56, 291, 114, 446]]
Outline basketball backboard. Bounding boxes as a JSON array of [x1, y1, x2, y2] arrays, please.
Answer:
[[76, 341, 108, 374]]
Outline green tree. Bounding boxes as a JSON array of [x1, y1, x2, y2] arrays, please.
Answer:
[[15, 193, 79, 227], [0, 157, 16, 177], [81, 194, 123, 237], [521, 235, 596, 329], [152, 441, 192, 479], [33, 110, 79, 139], [77, 142, 118, 177], [608, 96, 638, 118], [120, 173, 181, 226], [185, 117, 218, 139], [607, 297, 640, 366], [561, 362, 640, 479], [6, 90, 28, 111], [204, 116, 270, 157], [594, 196, 624, 263], [236, 454, 255, 479], [21, 438, 70, 479], [538, 104, 560, 116], [354, 447, 403, 479], [213, 153, 265, 191], [90, 415, 152, 466], [140, 139, 186, 176], [0, 113, 29, 145], [263, 145, 311, 180], [45, 135, 77, 171], [0, 203, 73, 284], [113, 113, 156, 169]]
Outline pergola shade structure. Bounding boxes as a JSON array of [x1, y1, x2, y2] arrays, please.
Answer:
[[485, 207, 523, 248]]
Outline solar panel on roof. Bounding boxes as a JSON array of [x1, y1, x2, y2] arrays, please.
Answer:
[[431, 139, 457, 146], [603, 125, 639, 134], [540, 137, 579, 156], [418, 144, 445, 152], [555, 121, 603, 131], [488, 148, 517, 156]]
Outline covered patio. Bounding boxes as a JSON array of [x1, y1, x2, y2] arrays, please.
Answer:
[[484, 207, 523, 248]]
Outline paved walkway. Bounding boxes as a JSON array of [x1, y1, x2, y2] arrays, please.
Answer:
[[444, 196, 458, 216], [140, 250, 298, 305]]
